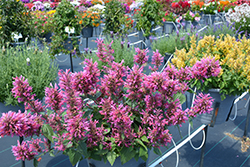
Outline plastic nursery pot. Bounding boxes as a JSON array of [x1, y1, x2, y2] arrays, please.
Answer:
[[164, 53, 173, 65], [195, 89, 236, 127], [87, 150, 151, 167], [81, 27, 94, 38], [0, 102, 25, 113], [203, 14, 216, 25], [163, 21, 176, 34]]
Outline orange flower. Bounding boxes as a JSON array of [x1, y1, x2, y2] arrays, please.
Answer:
[[79, 20, 83, 24], [219, 1, 230, 6]]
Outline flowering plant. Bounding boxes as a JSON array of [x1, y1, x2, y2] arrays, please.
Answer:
[[79, 11, 101, 27], [183, 10, 200, 22], [84, 33, 136, 69], [225, 3, 250, 35], [0, 0, 35, 45], [31, 10, 55, 37], [152, 27, 198, 55], [0, 43, 58, 106], [217, 1, 234, 13], [0, 37, 219, 166], [50, 0, 82, 56], [170, 0, 190, 15], [157, 0, 173, 12], [162, 11, 178, 22], [172, 35, 250, 100], [191, 0, 204, 12], [200, 0, 220, 14], [91, 0, 103, 5], [103, 0, 131, 35], [231, 0, 250, 6], [134, 0, 163, 37]]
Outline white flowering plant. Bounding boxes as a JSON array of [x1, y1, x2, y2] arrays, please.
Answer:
[[225, 3, 250, 36]]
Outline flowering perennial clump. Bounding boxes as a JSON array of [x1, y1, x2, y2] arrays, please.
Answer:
[[172, 35, 250, 99], [225, 3, 250, 35], [0, 39, 220, 166]]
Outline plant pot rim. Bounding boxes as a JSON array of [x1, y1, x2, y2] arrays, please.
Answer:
[[208, 88, 220, 92], [68, 35, 82, 39]]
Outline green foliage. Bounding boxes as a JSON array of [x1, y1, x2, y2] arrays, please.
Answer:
[[0, 43, 58, 106], [200, 23, 236, 39], [0, 0, 35, 45], [49, 0, 82, 56], [103, 0, 126, 35], [84, 35, 135, 69], [135, 0, 164, 37], [152, 28, 198, 55]]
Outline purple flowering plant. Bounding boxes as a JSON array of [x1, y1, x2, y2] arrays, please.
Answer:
[[0, 38, 221, 166]]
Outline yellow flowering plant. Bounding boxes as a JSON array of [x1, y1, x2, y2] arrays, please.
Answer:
[[171, 35, 250, 100], [79, 11, 101, 28]]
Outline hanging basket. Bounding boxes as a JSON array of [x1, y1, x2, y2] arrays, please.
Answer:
[[81, 27, 94, 38], [196, 89, 236, 127], [38, 32, 53, 43], [63, 35, 81, 51]]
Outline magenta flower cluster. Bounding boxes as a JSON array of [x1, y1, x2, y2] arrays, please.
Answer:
[[0, 40, 221, 164]]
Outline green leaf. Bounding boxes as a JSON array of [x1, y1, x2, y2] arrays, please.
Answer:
[[97, 149, 109, 155], [140, 153, 148, 161], [91, 152, 102, 161], [139, 147, 148, 157], [153, 147, 162, 156], [78, 141, 89, 157], [173, 93, 186, 104], [104, 127, 111, 134], [134, 153, 139, 161], [33, 158, 38, 167], [49, 150, 55, 157], [68, 149, 82, 166], [107, 151, 116, 166], [42, 124, 54, 143], [120, 146, 135, 164], [141, 136, 149, 143], [135, 139, 147, 150]]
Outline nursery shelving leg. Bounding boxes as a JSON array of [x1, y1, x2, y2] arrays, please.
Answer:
[[70, 53, 74, 73], [199, 126, 208, 167], [19, 136, 25, 167], [243, 101, 250, 141], [86, 38, 89, 48]]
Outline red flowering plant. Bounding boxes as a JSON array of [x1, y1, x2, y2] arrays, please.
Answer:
[[162, 11, 178, 22], [0, 38, 221, 166], [171, 0, 191, 15], [157, 0, 173, 12]]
